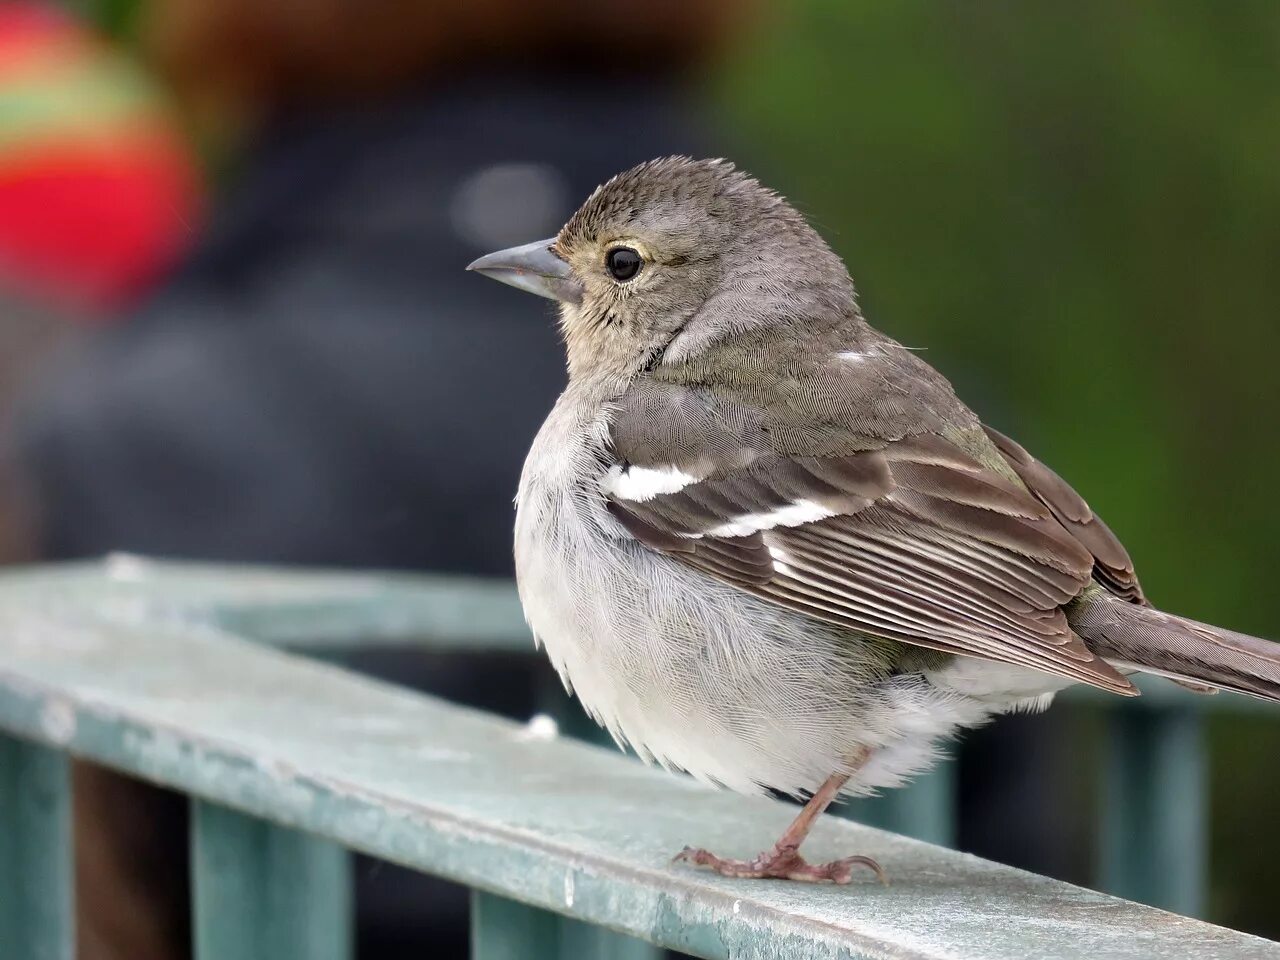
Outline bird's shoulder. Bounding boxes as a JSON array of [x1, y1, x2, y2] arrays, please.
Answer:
[[612, 326, 990, 466]]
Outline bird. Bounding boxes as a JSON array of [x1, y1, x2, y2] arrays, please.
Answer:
[[467, 156, 1280, 884]]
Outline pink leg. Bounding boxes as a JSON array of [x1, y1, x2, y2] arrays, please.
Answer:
[[674, 758, 888, 885]]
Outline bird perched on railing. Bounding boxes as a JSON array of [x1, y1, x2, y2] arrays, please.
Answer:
[[468, 157, 1280, 884]]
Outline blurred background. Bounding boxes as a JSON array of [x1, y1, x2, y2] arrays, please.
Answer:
[[1, 0, 1277, 956]]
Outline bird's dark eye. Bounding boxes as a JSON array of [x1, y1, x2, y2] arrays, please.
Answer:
[[606, 247, 642, 282]]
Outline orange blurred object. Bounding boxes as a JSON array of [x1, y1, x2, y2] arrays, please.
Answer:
[[0, 3, 202, 315]]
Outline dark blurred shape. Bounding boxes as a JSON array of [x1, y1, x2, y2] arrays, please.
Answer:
[[73, 766, 191, 960], [20, 76, 716, 570], [141, 0, 747, 139], [0, 0, 202, 572], [0, 291, 74, 565], [15, 0, 749, 957]]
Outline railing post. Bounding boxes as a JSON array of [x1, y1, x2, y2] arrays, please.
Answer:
[[470, 891, 559, 960], [378, 666, 654, 959], [532, 679, 665, 959], [471, 890, 658, 960], [558, 916, 668, 960], [0, 735, 74, 960], [1099, 704, 1207, 916], [191, 800, 352, 960]]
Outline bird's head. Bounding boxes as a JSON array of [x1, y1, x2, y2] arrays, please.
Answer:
[[467, 157, 858, 383]]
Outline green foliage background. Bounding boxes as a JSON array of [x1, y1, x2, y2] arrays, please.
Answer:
[[715, 0, 1280, 935]]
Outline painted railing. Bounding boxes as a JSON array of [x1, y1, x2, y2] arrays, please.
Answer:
[[0, 557, 1275, 960]]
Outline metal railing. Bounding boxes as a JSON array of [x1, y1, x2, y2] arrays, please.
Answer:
[[0, 557, 1275, 960]]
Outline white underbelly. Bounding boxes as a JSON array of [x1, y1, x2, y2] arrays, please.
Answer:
[[512, 392, 1001, 797], [927, 656, 1074, 710]]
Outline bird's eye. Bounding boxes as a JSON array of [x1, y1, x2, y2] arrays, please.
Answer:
[[606, 247, 642, 282]]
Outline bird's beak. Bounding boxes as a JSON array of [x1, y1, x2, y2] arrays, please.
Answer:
[[466, 238, 583, 305]]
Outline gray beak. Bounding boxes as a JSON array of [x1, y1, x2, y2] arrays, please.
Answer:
[[466, 238, 583, 304]]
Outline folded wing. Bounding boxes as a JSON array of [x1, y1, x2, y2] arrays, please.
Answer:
[[606, 379, 1138, 696]]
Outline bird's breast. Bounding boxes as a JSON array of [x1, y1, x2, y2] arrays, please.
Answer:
[[512, 389, 1022, 797]]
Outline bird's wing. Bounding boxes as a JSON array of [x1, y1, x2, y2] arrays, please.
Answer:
[[980, 424, 1145, 605], [606, 372, 1138, 696]]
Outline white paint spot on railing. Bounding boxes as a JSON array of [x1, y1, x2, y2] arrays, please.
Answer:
[[517, 713, 559, 742], [105, 553, 151, 582], [39, 698, 76, 745]]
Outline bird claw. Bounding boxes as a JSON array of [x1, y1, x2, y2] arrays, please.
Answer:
[[673, 844, 888, 886]]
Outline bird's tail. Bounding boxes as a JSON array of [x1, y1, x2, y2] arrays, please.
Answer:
[[1070, 592, 1280, 703]]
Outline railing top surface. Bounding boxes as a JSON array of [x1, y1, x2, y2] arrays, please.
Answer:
[[0, 555, 528, 647], [0, 556, 1268, 713], [0, 573, 1275, 960]]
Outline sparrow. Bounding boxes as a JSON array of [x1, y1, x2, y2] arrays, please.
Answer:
[[467, 157, 1280, 884]]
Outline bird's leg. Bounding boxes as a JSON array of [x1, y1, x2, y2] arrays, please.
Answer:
[[674, 756, 887, 885]]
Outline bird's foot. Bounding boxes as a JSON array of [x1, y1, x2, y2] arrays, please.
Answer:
[[673, 843, 888, 885]]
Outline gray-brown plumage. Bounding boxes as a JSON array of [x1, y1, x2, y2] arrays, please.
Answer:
[[467, 156, 1280, 884]]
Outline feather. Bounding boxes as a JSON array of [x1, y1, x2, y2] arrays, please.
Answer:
[[609, 405, 1137, 695], [983, 425, 1145, 603], [1071, 591, 1280, 702]]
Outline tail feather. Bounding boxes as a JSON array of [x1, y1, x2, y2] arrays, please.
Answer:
[[1070, 593, 1280, 703]]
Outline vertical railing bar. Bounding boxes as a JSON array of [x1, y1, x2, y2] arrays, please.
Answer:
[[555, 916, 666, 960], [1099, 705, 1207, 916], [192, 799, 353, 960], [470, 889, 560, 960], [0, 734, 74, 960], [532, 675, 668, 959]]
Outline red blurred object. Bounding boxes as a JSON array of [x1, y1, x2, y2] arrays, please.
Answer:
[[0, 3, 203, 315]]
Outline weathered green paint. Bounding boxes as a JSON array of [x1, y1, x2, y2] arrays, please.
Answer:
[[0, 556, 528, 649], [556, 915, 664, 960], [192, 801, 352, 960], [472, 891, 660, 960], [0, 605, 1272, 960], [0, 735, 73, 960], [538, 663, 695, 958], [473, 892, 664, 960], [1100, 705, 1207, 917], [471, 891, 559, 960]]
